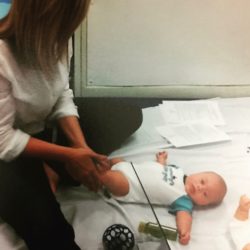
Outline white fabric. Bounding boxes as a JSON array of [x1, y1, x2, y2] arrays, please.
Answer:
[[230, 218, 250, 250], [112, 161, 186, 205], [0, 39, 78, 161]]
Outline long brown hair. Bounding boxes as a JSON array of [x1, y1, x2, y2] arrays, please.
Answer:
[[0, 0, 90, 73]]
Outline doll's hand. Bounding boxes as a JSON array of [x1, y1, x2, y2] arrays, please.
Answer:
[[178, 230, 190, 245], [239, 195, 250, 212]]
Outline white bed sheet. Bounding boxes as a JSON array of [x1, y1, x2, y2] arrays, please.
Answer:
[[1, 97, 250, 250]]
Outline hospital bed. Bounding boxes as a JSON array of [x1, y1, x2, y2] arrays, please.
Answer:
[[1, 97, 250, 250]]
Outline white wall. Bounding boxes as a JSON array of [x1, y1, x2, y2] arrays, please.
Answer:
[[74, 0, 250, 98]]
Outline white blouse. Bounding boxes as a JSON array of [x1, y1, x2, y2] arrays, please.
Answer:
[[0, 40, 79, 161]]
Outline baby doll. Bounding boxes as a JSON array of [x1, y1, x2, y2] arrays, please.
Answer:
[[100, 151, 227, 245]]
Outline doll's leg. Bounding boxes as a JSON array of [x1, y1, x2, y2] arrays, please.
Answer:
[[100, 169, 129, 196], [0, 158, 80, 250]]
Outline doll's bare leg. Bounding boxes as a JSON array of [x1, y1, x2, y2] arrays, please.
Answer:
[[100, 169, 129, 196], [99, 157, 129, 196], [156, 151, 168, 166]]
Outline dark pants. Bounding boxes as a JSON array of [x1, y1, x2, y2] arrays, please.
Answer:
[[0, 98, 142, 250]]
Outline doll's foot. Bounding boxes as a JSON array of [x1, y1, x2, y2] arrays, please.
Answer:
[[156, 151, 168, 165]]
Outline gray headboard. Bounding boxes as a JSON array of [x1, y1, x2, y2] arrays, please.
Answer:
[[73, 0, 250, 99]]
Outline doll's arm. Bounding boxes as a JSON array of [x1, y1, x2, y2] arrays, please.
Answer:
[[156, 151, 168, 166], [176, 210, 192, 245], [234, 195, 250, 221]]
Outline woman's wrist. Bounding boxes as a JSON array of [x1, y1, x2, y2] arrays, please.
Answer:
[[57, 116, 88, 149], [69, 140, 88, 149]]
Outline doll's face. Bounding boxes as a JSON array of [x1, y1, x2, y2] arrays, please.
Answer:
[[185, 172, 226, 206]]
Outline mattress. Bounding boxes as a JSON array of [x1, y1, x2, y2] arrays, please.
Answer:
[[1, 97, 250, 250]]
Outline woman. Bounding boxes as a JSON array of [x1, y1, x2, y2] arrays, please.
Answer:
[[0, 1, 142, 249]]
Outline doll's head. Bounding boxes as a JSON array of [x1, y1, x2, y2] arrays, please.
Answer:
[[185, 171, 227, 206]]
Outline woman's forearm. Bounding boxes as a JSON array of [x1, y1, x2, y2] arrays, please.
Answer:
[[22, 137, 73, 162], [57, 116, 87, 148], [23, 116, 88, 161], [22, 137, 105, 190]]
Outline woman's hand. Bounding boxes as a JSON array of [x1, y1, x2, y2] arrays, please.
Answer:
[[57, 116, 112, 190], [64, 147, 109, 191], [84, 146, 111, 172]]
